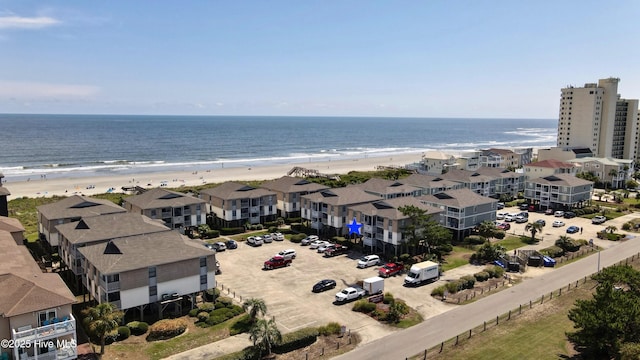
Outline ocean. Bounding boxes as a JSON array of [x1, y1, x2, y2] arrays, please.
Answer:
[[0, 114, 557, 181]]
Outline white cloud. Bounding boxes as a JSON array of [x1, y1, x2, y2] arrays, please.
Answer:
[[0, 81, 99, 98], [0, 15, 60, 30]]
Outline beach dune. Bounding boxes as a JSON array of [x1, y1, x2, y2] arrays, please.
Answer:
[[5, 153, 423, 199]]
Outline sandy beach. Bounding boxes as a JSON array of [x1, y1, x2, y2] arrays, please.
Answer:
[[4, 153, 423, 199]]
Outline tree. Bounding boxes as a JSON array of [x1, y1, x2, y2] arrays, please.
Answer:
[[249, 318, 282, 358], [524, 222, 544, 243], [243, 298, 267, 324], [605, 225, 618, 234], [477, 220, 499, 240], [398, 205, 452, 260], [609, 169, 619, 190], [568, 265, 640, 359], [82, 303, 123, 356]]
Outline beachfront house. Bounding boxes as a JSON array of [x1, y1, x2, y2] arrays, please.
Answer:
[[201, 182, 277, 228], [400, 173, 464, 195], [122, 188, 206, 230], [259, 176, 330, 218], [418, 188, 498, 241], [347, 197, 443, 256], [571, 157, 634, 189], [523, 159, 579, 180], [0, 218, 77, 360], [78, 231, 217, 318], [480, 148, 523, 169], [37, 195, 127, 253], [351, 178, 422, 199], [416, 151, 458, 175], [523, 174, 593, 211], [438, 169, 500, 198], [455, 151, 481, 171], [57, 213, 171, 292], [301, 187, 380, 237], [473, 167, 525, 199]]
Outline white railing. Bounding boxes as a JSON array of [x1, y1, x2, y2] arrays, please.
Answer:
[[12, 314, 76, 342]]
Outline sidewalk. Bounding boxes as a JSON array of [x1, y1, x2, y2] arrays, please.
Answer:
[[163, 333, 253, 360]]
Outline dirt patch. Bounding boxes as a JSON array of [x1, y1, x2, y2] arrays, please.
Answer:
[[275, 334, 360, 360]]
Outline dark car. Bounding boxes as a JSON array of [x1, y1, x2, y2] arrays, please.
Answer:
[[535, 219, 546, 226], [226, 240, 238, 249], [497, 202, 505, 210], [566, 225, 580, 234], [312, 279, 337, 293], [519, 203, 530, 211], [564, 211, 576, 219]]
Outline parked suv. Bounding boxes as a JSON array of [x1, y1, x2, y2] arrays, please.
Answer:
[[592, 216, 607, 224], [563, 211, 576, 219], [301, 235, 319, 246], [247, 236, 264, 246], [357, 255, 380, 268], [278, 249, 297, 260]]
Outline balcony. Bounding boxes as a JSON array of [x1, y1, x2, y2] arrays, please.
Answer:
[[12, 315, 76, 344], [99, 278, 120, 292]]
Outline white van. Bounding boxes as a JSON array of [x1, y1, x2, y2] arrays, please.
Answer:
[[357, 255, 380, 268]]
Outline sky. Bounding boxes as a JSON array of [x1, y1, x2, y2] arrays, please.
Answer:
[[0, 1, 639, 118]]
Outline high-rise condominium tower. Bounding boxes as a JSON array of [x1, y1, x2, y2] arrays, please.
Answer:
[[557, 77, 639, 161]]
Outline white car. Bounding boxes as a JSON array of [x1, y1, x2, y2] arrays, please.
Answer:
[[504, 215, 515, 222], [357, 255, 380, 268], [247, 236, 263, 246], [552, 220, 565, 227], [496, 212, 507, 220], [272, 232, 285, 241], [278, 249, 297, 260], [317, 243, 335, 253], [309, 240, 330, 249], [301, 235, 319, 245], [554, 211, 565, 217], [262, 234, 273, 243]]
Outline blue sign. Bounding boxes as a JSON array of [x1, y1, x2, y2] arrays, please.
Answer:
[[347, 217, 363, 235]]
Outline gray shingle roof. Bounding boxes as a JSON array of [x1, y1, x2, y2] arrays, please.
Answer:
[[302, 186, 380, 206], [349, 197, 442, 221], [401, 173, 461, 189], [78, 231, 214, 274], [418, 188, 497, 208], [200, 182, 276, 200], [260, 176, 330, 193], [528, 174, 593, 187], [56, 213, 170, 245], [123, 188, 205, 209], [0, 273, 76, 317], [352, 178, 421, 195], [439, 169, 495, 183], [37, 195, 126, 220]]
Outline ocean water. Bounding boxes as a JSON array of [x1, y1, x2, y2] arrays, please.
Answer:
[[0, 114, 557, 181]]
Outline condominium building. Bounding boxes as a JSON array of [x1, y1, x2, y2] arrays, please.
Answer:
[[524, 174, 593, 210], [122, 188, 206, 230], [557, 77, 639, 161], [259, 176, 329, 218], [201, 182, 277, 227]]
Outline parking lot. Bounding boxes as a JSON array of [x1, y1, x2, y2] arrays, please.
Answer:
[[212, 238, 453, 342], [210, 208, 633, 343]]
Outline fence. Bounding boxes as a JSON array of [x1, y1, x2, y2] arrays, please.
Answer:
[[408, 251, 640, 360]]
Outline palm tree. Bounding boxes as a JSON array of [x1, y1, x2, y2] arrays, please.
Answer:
[[249, 318, 282, 358], [83, 302, 123, 356], [605, 225, 618, 234], [609, 169, 619, 190], [243, 298, 267, 323], [477, 220, 498, 240], [524, 222, 544, 243]]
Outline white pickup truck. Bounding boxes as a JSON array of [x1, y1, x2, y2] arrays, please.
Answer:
[[334, 287, 366, 303]]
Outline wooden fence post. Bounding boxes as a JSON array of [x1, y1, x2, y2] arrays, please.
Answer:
[[508, 310, 511, 320], [484, 321, 486, 331], [519, 304, 522, 314]]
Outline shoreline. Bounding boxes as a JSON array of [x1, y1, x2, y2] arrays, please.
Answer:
[[4, 153, 423, 199]]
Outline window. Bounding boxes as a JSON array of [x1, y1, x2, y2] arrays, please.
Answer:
[[106, 274, 119, 282], [148, 266, 156, 278], [149, 285, 157, 297], [200, 257, 207, 267], [107, 291, 120, 302], [39, 310, 57, 326], [200, 274, 207, 285], [150, 209, 157, 217]]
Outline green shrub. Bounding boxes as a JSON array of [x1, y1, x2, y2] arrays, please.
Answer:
[[188, 308, 200, 317], [623, 222, 632, 231], [206, 315, 227, 326], [383, 292, 394, 304], [464, 235, 486, 245], [493, 231, 506, 240], [289, 233, 306, 243], [460, 275, 476, 289], [219, 227, 245, 235], [399, 253, 412, 264], [230, 304, 244, 316], [273, 327, 319, 354], [474, 271, 490, 282], [431, 285, 446, 297], [352, 300, 377, 313], [485, 265, 504, 279], [445, 280, 462, 294], [198, 302, 215, 312], [373, 309, 387, 321], [214, 301, 226, 309], [318, 322, 342, 336], [146, 318, 188, 341], [203, 288, 221, 302], [540, 246, 564, 258], [229, 314, 252, 336], [117, 326, 130, 341], [197, 312, 209, 323], [211, 307, 234, 320], [126, 321, 149, 336], [218, 296, 233, 307]]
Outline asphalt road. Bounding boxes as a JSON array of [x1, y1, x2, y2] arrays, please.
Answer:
[[335, 235, 640, 360]]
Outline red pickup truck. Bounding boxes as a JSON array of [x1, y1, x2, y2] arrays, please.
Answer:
[[263, 255, 292, 270], [378, 262, 404, 277]]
